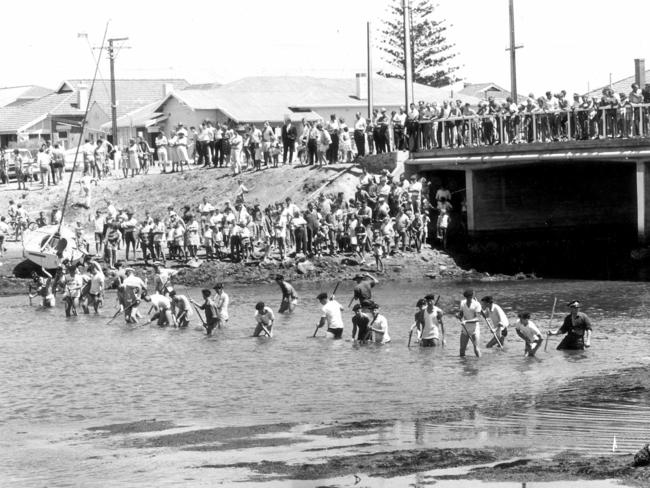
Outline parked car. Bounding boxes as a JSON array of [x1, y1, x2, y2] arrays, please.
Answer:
[[4, 149, 37, 181]]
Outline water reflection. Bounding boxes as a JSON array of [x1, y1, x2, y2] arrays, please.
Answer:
[[0, 279, 649, 485]]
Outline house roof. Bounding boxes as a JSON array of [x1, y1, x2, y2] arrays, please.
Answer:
[[100, 101, 168, 130], [0, 85, 52, 108], [160, 76, 481, 123], [584, 71, 650, 99], [0, 91, 85, 134], [459, 82, 527, 103], [56, 78, 190, 118]]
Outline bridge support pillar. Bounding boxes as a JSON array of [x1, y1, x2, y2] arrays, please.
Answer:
[[465, 169, 475, 234], [636, 161, 650, 244]]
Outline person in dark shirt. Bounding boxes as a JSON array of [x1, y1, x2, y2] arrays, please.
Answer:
[[548, 300, 592, 350], [350, 272, 379, 309], [351, 304, 370, 342]]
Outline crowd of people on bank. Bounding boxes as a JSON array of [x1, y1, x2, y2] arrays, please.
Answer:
[[45, 166, 457, 272]]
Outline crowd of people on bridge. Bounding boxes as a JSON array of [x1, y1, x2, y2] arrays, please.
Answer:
[[405, 83, 650, 150]]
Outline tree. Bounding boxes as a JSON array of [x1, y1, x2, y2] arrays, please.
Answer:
[[378, 0, 461, 88]]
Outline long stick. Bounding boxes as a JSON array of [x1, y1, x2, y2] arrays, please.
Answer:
[[457, 317, 477, 347], [259, 323, 272, 337], [314, 281, 341, 337], [480, 310, 503, 349], [544, 297, 558, 352], [192, 303, 207, 328]]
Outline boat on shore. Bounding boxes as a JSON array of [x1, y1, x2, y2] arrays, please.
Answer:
[[21, 225, 85, 270]]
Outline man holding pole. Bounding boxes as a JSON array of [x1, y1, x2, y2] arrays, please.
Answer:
[[547, 300, 592, 350], [349, 272, 378, 309], [480, 296, 509, 348], [415, 294, 444, 347], [458, 288, 482, 357], [316, 291, 344, 339], [253, 302, 274, 337]]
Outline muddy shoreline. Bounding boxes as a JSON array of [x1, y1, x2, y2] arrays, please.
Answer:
[[83, 366, 650, 485], [0, 246, 535, 297]]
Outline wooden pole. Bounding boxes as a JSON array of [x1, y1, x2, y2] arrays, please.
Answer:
[[403, 0, 413, 110], [367, 22, 374, 121], [508, 0, 518, 102]]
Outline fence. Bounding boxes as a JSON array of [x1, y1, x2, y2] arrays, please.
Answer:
[[406, 103, 650, 152]]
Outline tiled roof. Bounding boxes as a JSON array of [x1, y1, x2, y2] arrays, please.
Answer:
[[0, 85, 52, 107], [584, 71, 650, 99], [459, 82, 527, 103], [0, 91, 82, 133], [165, 76, 481, 123], [59, 78, 190, 118]]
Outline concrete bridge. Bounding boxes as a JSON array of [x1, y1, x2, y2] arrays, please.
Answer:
[[406, 138, 650, 245]]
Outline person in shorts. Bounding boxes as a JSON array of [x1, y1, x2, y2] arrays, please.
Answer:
[[316, 291, 344, 339]]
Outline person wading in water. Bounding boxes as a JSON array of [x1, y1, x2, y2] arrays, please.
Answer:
[[275, 274, 298, 313], [547, 300, 592, 350], [458, 288, 482, 357]]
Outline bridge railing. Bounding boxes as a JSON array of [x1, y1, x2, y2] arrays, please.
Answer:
[[406, 103, 650, 152]]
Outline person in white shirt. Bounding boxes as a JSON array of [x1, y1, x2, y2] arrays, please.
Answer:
[[144, 292, 175, 327], [213, 283, 229, 327], [155, 132, 170, 173], [415, 293, 444, 347], [353, 112, 367, 157], [253, 301, 275, 337], [84, 261, 104, 314], [514, 312, 544, 357], [480, 296, 509, 348], [198, 197, 215, 216], [316, 291, 344, 339], [368, 302, 391, 343], [458, 288, 482, 357], [93, 210, 105, 254]]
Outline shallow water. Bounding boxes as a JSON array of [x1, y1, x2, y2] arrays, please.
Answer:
[[1, 279, 649, 486]]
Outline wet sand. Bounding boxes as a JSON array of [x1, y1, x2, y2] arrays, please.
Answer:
[[79, 366, 650, 486]]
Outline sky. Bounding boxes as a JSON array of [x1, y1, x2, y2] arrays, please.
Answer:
[[2, 0, 648, 96]]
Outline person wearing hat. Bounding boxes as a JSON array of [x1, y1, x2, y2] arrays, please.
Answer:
[[480, 296, 509, 348], [316, 291, 344, 339], [121, 211, 138, 262], [349, 272, 379, 309], [415, 294, 445, 347], [458, 288, 482, 357], [547, 301, 592, 350], [191, 289, 219, 335], [121, 268, 147, 323], [213, 283, 229, 328], [513, 312, 543, 357], [367, 302, 391, 343], [275, 274, 298, 313], [253, 302, 274, 337], [351, 303, 370, 342]]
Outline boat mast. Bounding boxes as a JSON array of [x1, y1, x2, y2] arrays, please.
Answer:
[[56, 21, 110, 235]]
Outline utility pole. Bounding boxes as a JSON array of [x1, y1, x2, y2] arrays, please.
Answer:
[[403, 0, 413, 109], [108, 37, 128, 145], [367, 22, 374, 120], [506, 0, 523, 102]]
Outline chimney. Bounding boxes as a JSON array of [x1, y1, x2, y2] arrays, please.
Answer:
[[355, 73, 368, 100], [163, 83, 174, 97], [635, 58, 646, 88], [77, 83, 89, 109]]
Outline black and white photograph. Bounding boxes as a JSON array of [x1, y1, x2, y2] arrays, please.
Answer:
[[1, 1, 650, 486]]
